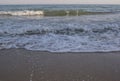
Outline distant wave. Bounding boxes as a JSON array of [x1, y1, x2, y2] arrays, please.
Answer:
[[0, 10, 111, 16]]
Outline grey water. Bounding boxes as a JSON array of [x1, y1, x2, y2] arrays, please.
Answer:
[[0, 4, 120, 52], [0, 4, 120, 12]]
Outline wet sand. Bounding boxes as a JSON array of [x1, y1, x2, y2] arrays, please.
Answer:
[[0, 49, 120, 81]]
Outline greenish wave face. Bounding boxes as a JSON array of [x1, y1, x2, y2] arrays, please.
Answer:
[[44, 10, 110, 16]]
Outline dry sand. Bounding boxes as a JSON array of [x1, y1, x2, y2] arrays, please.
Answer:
[[0, 49, 120, 81]]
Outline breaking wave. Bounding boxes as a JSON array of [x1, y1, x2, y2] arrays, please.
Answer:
[[0, 10, 111, 16]]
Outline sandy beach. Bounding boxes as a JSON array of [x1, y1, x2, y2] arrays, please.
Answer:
[[0, 49, 120, 81]]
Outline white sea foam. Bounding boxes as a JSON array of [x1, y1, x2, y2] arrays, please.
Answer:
[[0, 10, 44, 16], [0, 33, 120, 52]]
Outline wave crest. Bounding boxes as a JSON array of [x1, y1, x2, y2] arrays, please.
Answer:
[[0, 10, 44, 16]]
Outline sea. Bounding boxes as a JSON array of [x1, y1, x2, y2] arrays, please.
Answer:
[[0, 4, 120, 52]]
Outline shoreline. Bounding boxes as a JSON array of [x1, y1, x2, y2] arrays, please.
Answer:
[[0, 48, 120, 81], [1, 48, 120, 54]]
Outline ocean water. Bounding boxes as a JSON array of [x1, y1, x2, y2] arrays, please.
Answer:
[[0, 4, 120, 52]]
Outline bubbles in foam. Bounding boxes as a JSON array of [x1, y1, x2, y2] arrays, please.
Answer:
[[0, 10, 44, 16]]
